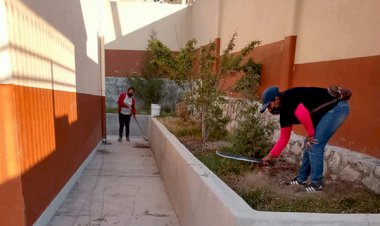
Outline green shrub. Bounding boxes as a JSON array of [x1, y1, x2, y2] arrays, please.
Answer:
[[206, 103, 229, 140], [106, 107, 118, 113], [234, 58, 262, 100], [129, 77, 164, 110], [230, 104, 277, 158]]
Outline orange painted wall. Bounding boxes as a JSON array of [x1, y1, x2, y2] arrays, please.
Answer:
[[220, 36, 296, 95], [0, 84, 26, 226], [0, 84, 102, 225], [105, 49, 146, 76], [291, 56, 380, 157], [13, 86, 102, 225]]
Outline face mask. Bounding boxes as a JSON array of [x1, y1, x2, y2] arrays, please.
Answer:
[[270, 107, 280, 115], [127, 93, 133, 97]]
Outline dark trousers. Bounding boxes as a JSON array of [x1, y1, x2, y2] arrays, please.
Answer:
[[119, 113, 131, 138]]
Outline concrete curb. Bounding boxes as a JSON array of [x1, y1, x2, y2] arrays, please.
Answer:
[[149, 118, 380, 226]]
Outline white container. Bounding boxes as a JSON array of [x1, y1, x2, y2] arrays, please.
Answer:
[[151, 104, 161, 117]]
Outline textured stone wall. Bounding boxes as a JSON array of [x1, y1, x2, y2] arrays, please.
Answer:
[[221, 97, 253, 131], [105, 77, 184, 111], [221, 97, 380, 194]]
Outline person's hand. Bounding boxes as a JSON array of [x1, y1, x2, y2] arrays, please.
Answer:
[[262, 153, 275, 166], [305, 136, 318, 149]]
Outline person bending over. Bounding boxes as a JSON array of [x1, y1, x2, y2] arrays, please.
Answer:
[[260, 86, 349, 192]]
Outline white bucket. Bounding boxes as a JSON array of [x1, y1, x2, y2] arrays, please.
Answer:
[[151, 104, 161, 117]]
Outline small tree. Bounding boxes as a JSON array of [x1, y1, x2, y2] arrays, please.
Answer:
[[130, 31, 165, 110], [148, 33, 261, 142], [231, 104, 277, 158]]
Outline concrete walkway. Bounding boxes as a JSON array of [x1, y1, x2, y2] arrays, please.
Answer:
[[48, 135, 179, 226]]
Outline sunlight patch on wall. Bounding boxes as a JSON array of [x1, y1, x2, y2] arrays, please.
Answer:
[[7, 0, 76, 93], [0, 85, 20, 184], [79, 0, 101, 64], [0, 0, 12, 83], [103, 1, 187, 44]]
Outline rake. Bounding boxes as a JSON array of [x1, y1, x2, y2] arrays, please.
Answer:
[[134, 117, 149, 141]]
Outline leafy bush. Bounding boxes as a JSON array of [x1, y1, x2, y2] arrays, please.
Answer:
[[205, 102, 229, 140], [234, 58, 262, 100], [129, 77, 164, 110], [230, 104, 277, 158]]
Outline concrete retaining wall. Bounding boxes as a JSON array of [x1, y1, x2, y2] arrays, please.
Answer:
[[149, 118, 380, 226]]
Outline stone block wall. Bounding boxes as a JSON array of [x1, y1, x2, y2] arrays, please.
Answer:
[[105, 77, 184, 112], [283, 134, 380, 193]]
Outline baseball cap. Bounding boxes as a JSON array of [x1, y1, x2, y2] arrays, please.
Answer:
[[260, 86, 280, 113]]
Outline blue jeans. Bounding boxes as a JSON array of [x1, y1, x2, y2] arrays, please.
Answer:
[[296, 101, 349, 186]]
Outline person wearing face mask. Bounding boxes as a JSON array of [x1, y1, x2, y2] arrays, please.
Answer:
[[260, 86, 349, 192], [117, 87, 136, 142]]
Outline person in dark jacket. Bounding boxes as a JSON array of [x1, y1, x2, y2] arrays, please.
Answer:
[[117, 87, 136, 142], [260, 86, 349, 192]]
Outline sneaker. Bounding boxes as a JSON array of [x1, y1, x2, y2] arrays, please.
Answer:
[[305, 183, 323, 193], [118, 138, 122, 142], [286, 178, 306, 186], [126, 137, 130, 142]]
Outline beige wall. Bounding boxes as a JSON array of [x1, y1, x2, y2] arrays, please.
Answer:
[[187, 0, 219, 47], [295, 0, 380, 64], [104, 1, 189, 51], [219, 0, 298, 50]]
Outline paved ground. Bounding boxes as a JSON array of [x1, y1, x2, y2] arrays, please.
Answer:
[[48, 135, 179, 226]]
